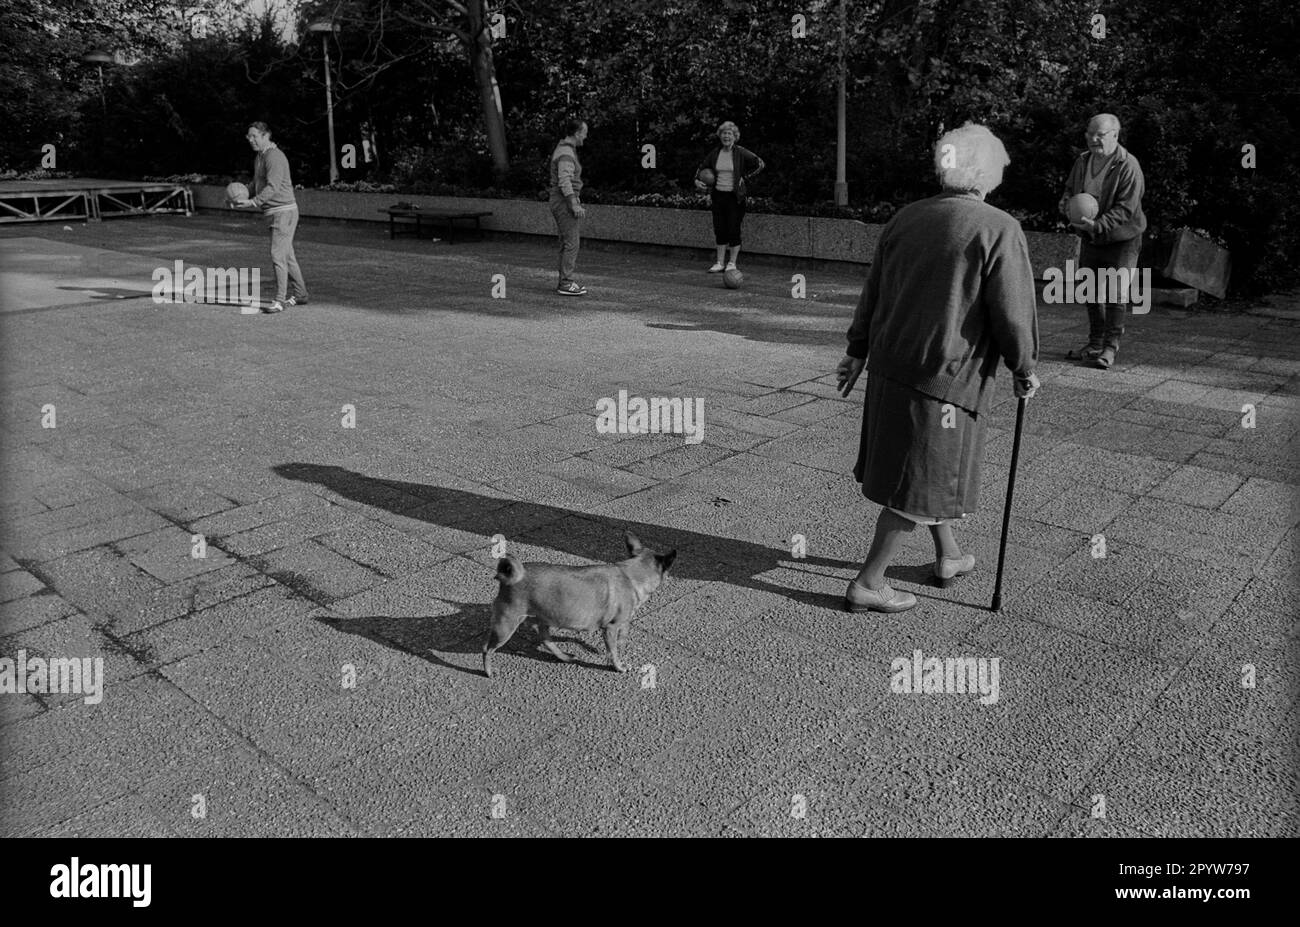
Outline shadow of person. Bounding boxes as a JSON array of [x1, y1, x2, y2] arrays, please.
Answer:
[[272, 462, 856, 606]]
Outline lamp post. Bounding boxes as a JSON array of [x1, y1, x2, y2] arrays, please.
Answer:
[[307, 20, 341, 183], [82, 49, 113, 114], [833, 0, 848, 206]]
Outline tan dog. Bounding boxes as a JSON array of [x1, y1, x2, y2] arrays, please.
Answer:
[[482, 533, 677, 678]]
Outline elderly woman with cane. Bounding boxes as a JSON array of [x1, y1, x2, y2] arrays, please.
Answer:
[[835, 123, 1041, 613]]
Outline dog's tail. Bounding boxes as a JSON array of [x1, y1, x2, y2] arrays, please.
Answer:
[[495, 555, 525, 586]]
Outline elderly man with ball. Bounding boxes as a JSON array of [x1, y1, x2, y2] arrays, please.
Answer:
[[230, 122, 308, 315], [1059, 113, 1147, 368]]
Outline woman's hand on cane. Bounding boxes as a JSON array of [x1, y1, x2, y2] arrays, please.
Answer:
[[1014, 371, 1041, 399]]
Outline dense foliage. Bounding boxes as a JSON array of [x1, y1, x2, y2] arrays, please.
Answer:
[[2, 0, 1296, 294]]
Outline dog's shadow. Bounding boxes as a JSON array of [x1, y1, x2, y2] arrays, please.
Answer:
[[313, 603, 604, 678]]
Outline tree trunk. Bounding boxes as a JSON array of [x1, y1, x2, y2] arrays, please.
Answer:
[[466, 0, 509, 177]]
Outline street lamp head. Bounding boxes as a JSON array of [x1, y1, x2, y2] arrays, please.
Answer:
[[307, 20, 340, 34], [82, 49, 114, 65]]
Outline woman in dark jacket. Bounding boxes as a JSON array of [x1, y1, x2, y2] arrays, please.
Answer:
[[694, 121, 764, 272], [835, 123, 1041, 614]]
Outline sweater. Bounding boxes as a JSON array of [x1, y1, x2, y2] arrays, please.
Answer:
[[1062, 143, 1146, 244], [845, 192, 1039, 414], [549, 142, 583, 199], [251, 144, 297, 213]]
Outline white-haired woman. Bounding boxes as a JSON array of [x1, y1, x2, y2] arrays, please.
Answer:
[[694, 121, 765, 272], [834, 123, 1041, 613]]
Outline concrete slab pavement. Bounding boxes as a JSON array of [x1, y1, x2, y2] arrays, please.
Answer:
[[0, 215, 1296, 837]]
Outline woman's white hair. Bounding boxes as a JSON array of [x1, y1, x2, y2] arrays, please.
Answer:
[[716, 121, 740, 141], [933, 123, 1010, 195]]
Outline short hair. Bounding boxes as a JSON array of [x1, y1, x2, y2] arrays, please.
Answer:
[[933, 122, 1010, 195], [1089, 113, 1121, 134], [248, 121, 271, 137], [716, 121, 740, 141], [562, 118, 586, 138]]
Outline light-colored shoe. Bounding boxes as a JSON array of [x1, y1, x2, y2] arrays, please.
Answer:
[[1066, 342, 1102, 361], [724, 261, 738, 271], [708, 262, 725, 273], [933, 554, 976, 588], [263, 299, 285, 313], [844, 581, 917, 613]]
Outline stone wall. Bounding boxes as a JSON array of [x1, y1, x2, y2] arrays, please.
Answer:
[[193, 185, 1078, 278]]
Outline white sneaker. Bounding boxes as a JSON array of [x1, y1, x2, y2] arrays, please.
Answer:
[[708, 262, 724, 273], [724, 262, 738, 271]]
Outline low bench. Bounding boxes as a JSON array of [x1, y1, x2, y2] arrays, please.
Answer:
[[380, 205, 492, 244]]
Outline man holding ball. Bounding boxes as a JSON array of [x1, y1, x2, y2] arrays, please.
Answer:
[[1059, 112, 1146, 368], [232, 122, 308, 315]]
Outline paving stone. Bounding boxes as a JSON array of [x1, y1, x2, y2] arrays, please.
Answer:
[[30, 546, 165, 620], [251, 540, 388, 605], [127, 479, 237, 522], [108, 562, 276, 637], [0, 569, 45, 603], [3, 220, 1295, 836], [125, 584, 320, 666], [112, 525, 236, 582], [0, 591, 79, 636]]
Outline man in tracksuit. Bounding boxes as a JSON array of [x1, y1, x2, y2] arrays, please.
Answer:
[[235, 122, 308, 314], [1059, 113, 1146, 369]]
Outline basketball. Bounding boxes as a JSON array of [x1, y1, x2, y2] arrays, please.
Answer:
[[225, 182, 249, 205], [723, 267, 743, 289], [698, 168, 715, 187], [1066, 192, 1099, 223]]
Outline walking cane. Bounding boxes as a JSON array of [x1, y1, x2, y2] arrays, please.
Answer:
[[991, 396, 1028, 612]]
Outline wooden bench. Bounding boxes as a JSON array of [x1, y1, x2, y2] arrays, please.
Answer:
[[380, 205, 492, 244]]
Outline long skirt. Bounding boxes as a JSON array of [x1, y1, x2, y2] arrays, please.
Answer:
[[853, 374, 987, 520]]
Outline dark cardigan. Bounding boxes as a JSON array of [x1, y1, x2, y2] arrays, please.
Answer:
[[696, 145, 765, 202], [1062, 144, 1147, 244]]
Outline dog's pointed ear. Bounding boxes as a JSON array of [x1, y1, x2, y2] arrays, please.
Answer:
[[625, 532, 643, 556], [659, 550, 677, 572]]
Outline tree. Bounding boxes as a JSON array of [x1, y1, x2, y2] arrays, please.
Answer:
[[308, 0, 510, 176]]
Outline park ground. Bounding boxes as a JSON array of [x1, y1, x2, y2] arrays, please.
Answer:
[[0, 212, 1296, 837]]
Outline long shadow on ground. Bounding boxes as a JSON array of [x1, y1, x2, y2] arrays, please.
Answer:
[[274, 462, 852, 598], [274, 462, 977, 675]]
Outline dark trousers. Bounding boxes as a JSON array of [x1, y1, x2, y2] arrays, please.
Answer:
[[710, 190, 745, 247], [1079, 235, 1142, 350]]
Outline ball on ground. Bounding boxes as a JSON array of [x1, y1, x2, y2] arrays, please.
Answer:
[[1066, 192, 1099, 223], [226, 182, 249, 205], [723, 267, 743, 289]]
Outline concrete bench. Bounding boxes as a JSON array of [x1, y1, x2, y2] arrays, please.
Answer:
[[380, 206, 491, 244]]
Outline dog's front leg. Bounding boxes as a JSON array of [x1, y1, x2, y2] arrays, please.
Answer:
[[603, 624, 628, 673]]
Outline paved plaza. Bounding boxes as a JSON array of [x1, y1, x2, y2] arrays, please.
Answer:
[[1, 214, 1296, 836]]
